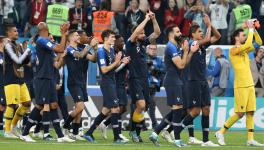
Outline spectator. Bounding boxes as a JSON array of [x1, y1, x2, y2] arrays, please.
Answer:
[[0, 0, 19, 35], [148, 0, 166, 44], [227, 0, 251, 44], [164, 0, 191, 37], [85, 1, 95, 36], [125, 0, 145, 40], [207, 0, 228, 45], [207, 47, 230, 97], [92, 0, 118, 43], [69, 0, 87, 31], [184, 0, 208, 34], [111, 0, 126, 39], [139, 0, 149, 13], [146, 43, 165, 129], [248, 0, 264, 43], [64, 0, 75, 8], [250, 47, 264, 97], [24, 0, 48, 37], [14, 0, 28, 33], [46, 0, 69, 41]]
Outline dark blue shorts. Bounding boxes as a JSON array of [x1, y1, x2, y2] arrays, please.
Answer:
[[68, 84, 88, 103], [185, 81, 211, 108], [128, 78, 150, 104], [34, 78, 58, 105], [26, 82, 35, 99], [100, 83, 119, 109], [0, 86, 6, 105], [116, 85, 128, 106], [165, 85, 183, 106]]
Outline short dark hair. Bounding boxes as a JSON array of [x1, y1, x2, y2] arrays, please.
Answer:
[[100, 1, 111, 11], [115, 34, 122, 40], [77, 30, 85, 35], [231, 28, 244, 45], [101, 29, 115, 41], [4, 24, 16, 36], [189, 24, 200, 38], [165, 25, 178, 38]]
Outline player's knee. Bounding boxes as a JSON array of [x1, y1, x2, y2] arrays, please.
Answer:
[[137, 100, 146, 110], [190, 107, 201, 117], [111, 107, 120, 113], [22, 101, 31, 107], [102, 107, 110, 116], [35, 105, 43, 110], [0, 105, 6, 111], [50, 102, 58, 109], [236, 112, 245, 118], [246, 111, 254, 116], [120, 106, 127, 114], [202, 106, 210, 116]]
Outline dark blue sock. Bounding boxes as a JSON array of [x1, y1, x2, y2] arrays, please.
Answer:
[[23, 107, 42, 136], [166, 125, 173, 133], [103, 116, 111, 127], [34, 122, 42, 133], [72, 123, 80, 135], [42, 111, 50, 135], [63, 115, 74, 129], [50, 109, 64, 138], [111, 113, 120, 140], [136, 120, 144, 136], [22, 113, 29, 128], [202, 115, 209, 142], [188, 121, 194, 137], [0, 111, 3, 130], [118, 114, 122, 134], [172, 109, 183, 140], [85, 113, 107, 135], [155, 111, 172, 134]]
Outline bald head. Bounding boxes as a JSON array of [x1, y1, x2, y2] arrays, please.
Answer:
[[37, 22, 48, 33], [214, 47, 222, 58]]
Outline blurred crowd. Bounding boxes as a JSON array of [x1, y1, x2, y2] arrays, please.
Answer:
[[1, 0, 264, 44]]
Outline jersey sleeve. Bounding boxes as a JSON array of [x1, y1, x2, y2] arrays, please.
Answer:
[[37, 38, 56, 51], [97, 50, 107, 67], [66, 46, 76, 56], [168, 44, 180, 58]]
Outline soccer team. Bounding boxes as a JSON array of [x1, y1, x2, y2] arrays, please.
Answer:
[[0, 10, 263, 147]]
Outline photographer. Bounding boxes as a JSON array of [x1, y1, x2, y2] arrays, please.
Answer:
[[146, 43, 165, 129]]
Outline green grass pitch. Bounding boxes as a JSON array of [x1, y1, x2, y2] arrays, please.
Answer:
[[0, 130, 263, 150]]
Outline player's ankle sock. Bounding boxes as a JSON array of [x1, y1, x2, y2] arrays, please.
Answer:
[[155, 111, 172, 134], [12, 105, 29, 127], [220, 114, 240, 134], [85, 113, 107, 135], [4, 106, 15, 132], [188, 122, 194, 137], [246, 114, 254, 141], [0, 111, 4, 130], [42, 111, 50, 135], [135, 122, 143, 136], [104, 116, 111, 127], [172, 109, 183, 140], [111, 113, 120, 140], [34, 122, 42, 133], [72, 123, 80, 135], [202, 115, 209, 142], [22, 113, 29, 129], [166, 125, 173, 133], [63, 114, 74, 129], [23, 107, 42, 136], [118, 114, 122, 134], [50, 109, 64, 138]]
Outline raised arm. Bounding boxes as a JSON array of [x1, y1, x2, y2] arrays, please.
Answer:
[[148, 11, 161, 42], [129, 14, 150, 42], [230, 30, 254, 55], [5, 43, 31, 64], [210, 25, 221, 44], [53, 23, 70, 53]]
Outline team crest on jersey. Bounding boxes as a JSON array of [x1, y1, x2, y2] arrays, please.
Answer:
[[100, 59, 105, 65]]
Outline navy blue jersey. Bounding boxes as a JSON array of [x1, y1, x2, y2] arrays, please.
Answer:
[[125, 39, 150, 78], [163, 41, 184, 86], [97, 47, 116, 84], [115, 51, 127, 87], [65, 45, 86, 85], [35, 37, 56, 79], [185, 40, 209, 81], [78, 44, 89, 83]]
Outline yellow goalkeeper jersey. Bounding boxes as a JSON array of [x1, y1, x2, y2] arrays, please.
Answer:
[[229, 31, 262, 88]]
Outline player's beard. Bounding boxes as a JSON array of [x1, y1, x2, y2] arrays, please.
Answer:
[[174, 35, 182, 42]]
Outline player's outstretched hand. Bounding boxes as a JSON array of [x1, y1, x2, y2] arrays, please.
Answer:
[[182, 40, 189, 52]]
